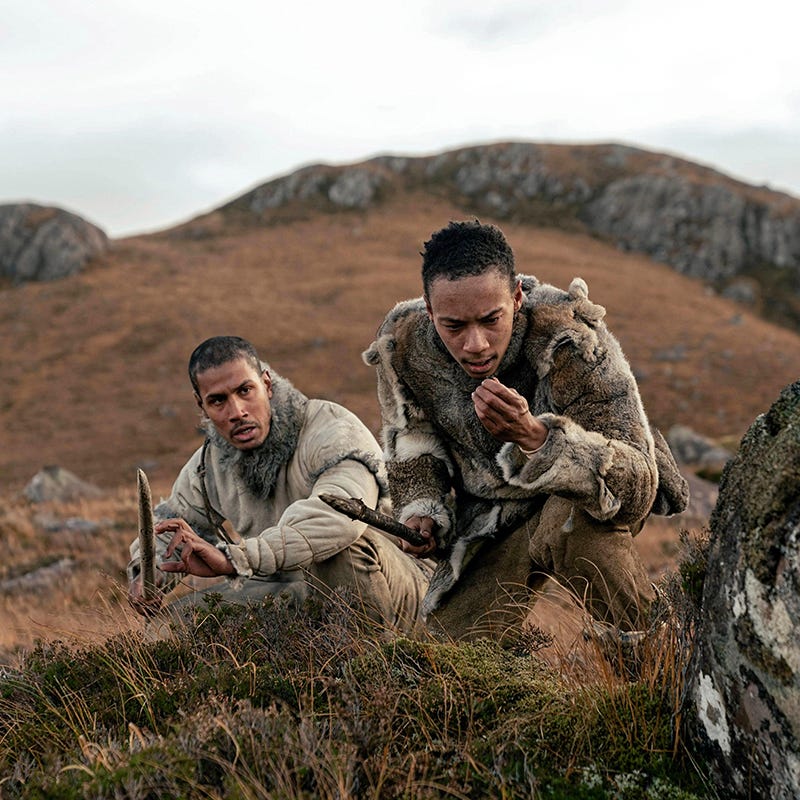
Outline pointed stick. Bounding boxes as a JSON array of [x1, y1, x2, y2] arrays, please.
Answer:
[[137, 468, 157, 601], [319, 494, 428, 547]]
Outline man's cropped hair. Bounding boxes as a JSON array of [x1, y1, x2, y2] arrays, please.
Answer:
[[189, 336, 263, 395], [421, 220, 516, 296]]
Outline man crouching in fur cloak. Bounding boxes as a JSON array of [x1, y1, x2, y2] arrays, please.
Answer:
[[363, 220, 689, 642], [127, 335, 431, 636]]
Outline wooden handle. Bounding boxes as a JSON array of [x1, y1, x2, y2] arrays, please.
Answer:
[[137, 468, 157, 600], [319, 493, 429, 548]]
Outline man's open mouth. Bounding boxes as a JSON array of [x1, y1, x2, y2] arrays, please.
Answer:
[[464, 357, 495, 375], [232, 424, 258, 440]]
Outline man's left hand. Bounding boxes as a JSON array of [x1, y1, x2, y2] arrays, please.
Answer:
[[158, 518, 236, 578], [472, 377, 547, 451]]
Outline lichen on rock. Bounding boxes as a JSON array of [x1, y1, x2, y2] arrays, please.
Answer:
[[687, 379, 800, 799]]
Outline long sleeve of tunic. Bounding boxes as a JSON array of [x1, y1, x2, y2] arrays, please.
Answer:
[[128, 399, 386, 590]]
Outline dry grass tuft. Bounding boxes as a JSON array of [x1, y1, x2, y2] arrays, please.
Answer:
[[0, 576, 713, 799]]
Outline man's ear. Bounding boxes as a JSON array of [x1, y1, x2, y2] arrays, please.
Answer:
[[194, 392, 205, 413], [262, 369, 273, 398], [424, 296, 433, 321], [512, 279, 523, 312]]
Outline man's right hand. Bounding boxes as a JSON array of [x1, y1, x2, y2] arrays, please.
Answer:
[[399, 515, 438, 558], [472, 377, 547, 451], [127, 577, 164, 617]]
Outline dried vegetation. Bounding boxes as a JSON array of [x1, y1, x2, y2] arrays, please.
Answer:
[[1, 564, 714, 799]]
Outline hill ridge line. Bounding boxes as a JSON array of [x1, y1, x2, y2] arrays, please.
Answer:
[[196, 141, 798, 331]]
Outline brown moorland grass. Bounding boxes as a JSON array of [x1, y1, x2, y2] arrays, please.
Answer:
[[1, 194, 783, 661], [0, 587, 711, 799], [2, 193, 799, 497], [0, 492, 139, 658]]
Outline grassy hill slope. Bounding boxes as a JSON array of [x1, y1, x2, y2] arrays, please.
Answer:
[[2, 193, 799, 498]]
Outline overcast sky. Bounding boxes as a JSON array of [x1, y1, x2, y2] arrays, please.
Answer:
[[3, 0, 798, 238]]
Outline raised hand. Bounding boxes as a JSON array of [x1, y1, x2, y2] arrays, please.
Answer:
[[158, 518, 236, 578], [472, 377, 547, 451]]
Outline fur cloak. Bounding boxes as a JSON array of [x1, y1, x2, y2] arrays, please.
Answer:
[[364, 275, 689, 613]]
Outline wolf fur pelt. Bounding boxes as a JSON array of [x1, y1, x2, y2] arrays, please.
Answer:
[[364, 275, 689, 615]]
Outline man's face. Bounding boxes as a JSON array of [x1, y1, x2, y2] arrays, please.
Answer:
[[195, 358, 273, 450], [426, 269, 523, 379]]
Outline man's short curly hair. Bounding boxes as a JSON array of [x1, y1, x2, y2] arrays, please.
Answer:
[[421, 220, 516, 296], [188, 336, 263, 395]]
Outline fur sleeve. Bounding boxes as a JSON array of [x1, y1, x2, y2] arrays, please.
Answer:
[[364, 306, 455, 538], [496, 414, 656, 522], [499, 291, 661, 523]]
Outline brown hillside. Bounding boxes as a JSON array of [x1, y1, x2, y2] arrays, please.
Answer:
[[2, 192, 800, 502], [221, 141, 800, 333]]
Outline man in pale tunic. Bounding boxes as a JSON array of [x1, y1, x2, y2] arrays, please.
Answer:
[[364, 221, 688, 640], [127, 335, 431, 634]]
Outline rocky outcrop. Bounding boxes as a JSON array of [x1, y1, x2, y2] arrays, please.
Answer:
[[686, 380, 800, 798], [220, 142, 800, 330], [0, 203, 108, 283], [582, 173, 800, 280], [242, 164, 391, 213], [0, 557, 75, 595]]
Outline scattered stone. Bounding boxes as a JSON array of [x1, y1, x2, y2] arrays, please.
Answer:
[[653, 344, 688, 362], [0, 557, 76, 595], [35, 514, 102, 535], [673, 470, 719, 524], [686, 380, 800, 799], [23, 466, 103, 503], [666, 424, 733, 478], [722, 278, 760, 306]]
